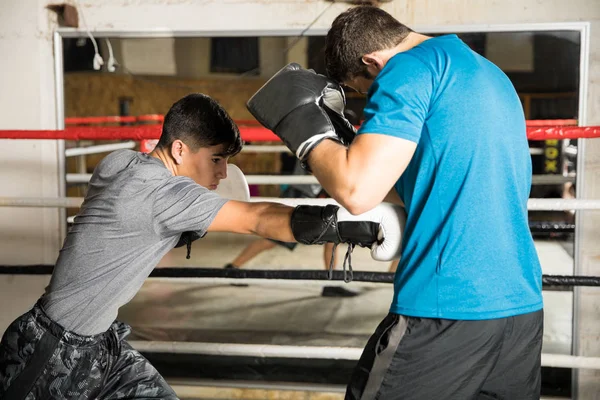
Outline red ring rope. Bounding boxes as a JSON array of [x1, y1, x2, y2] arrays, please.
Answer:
[[1, 119, 596, 141]]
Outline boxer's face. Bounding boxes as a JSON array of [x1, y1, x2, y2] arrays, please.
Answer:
[[343, 76, 373, 95], [343, 66, 379, 95], [179, 143, 229, 190]]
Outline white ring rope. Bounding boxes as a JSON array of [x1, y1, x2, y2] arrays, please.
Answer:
[[528, 198, 597, 211], [1, 196, 599, 211], [531, 175, 576, 185], [65, 142, 137, 157], [64, 173, 576, 186], [65, 174, 321, 185], [541, 354, 600, 369], [243, 145, 549, 156], [64, 144, 290, 158], [242, 145, 291, 153], [60, 145, 546, 157], [127, 341, 600, 370], [0, 197, 84, 208], [129, 341, 362, 360], [257, 197, 596, 211]]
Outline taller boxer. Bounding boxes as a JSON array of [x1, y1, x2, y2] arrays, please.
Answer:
[[0, 92, 405, 399], [247, 6, 543, 400]]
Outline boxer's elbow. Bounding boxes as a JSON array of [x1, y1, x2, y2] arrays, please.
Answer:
[[343, 195, 378, 215], [337, 155, 385, 215], [340, 199, 366, 215], [338, 183, 380, 215]]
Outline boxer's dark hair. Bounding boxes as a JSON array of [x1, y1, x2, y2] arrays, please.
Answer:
[[157, 93, 242, 157], [325, 6, 413, 83]]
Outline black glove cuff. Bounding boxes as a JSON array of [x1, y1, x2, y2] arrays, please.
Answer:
[[291, 205, 341, 245], [337, 221, 380, 248]]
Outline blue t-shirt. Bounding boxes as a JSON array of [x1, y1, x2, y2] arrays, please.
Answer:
[[359, 34, 543, 320]]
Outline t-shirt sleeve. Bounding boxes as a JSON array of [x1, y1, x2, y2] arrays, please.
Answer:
[[153, 176, 228, 238], [358, 54, 434, 143]]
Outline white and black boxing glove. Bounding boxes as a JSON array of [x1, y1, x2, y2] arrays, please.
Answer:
[[247, 63, 357, 165], [291, 203, 404, 262]]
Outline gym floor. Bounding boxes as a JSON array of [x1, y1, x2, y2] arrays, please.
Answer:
[[113, 233, 575, 398]]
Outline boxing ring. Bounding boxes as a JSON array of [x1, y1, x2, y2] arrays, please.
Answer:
[[1, 118, 600, 395]]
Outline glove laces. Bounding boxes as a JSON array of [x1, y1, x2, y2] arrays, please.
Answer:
[[327, 243, 355, 283]]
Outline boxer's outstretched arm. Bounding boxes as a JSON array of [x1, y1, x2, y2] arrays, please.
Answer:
[[209, 200, 405, 261], [307, 134, 416, 215], [208, 201, 296, 242]]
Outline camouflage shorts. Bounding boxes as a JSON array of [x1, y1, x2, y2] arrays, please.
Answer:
[[0, 301, 178, 399]]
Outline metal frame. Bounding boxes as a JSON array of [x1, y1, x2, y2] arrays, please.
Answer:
[[53, 21, 591, 395], [572, 21, 591, 400], [53, 32, 67, 242], [55, 21, 592, 37]]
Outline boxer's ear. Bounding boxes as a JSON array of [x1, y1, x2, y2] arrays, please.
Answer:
[[170, 140, 185, 165]]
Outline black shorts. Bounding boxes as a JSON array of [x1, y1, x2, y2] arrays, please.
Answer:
[[0, 301, 178, 399], [346, 309, 543, 400]]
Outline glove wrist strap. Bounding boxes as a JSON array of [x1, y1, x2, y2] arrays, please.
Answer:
[[291, 205, 341, 245]]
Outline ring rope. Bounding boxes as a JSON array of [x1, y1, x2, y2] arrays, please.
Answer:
[[125, 340, 600, 370], [529, 221, 574, 233], [63, 173, 577, 186], [1, 197, 599, 211], [0, 265, 598, 288], [1, 124, 599, 142], [60, 116, 576, 127]]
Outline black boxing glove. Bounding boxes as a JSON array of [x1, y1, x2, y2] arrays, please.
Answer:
[[246, 63, 356, 167], [291, 204, 378, 247], [290, 203, 405, 262]]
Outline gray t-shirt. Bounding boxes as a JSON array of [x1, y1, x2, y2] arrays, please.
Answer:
[[41, 150, 228, 335]]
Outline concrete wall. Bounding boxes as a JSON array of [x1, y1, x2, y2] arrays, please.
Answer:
[[1, 0, 599, 396], [0, 1, 61, 265], [0, 0, 61, 345]]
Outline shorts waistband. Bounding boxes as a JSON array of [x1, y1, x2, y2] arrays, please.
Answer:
[[31, 300, 128, 351]]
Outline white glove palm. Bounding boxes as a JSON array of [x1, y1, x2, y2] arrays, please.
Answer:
[[336, 202, 405, 262]]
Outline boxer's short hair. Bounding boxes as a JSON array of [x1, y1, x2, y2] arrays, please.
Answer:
[[325, 6, 413, 83], [157, 93, 242, 157]]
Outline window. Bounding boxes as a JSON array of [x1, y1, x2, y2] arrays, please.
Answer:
[[210, 37, 260, 75]]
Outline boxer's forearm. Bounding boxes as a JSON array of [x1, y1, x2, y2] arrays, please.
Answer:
[[208, 200, 294, 242], [307, 140, 378, 215], [250, 202, 296, 242], [308, 135, 416, 214]]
